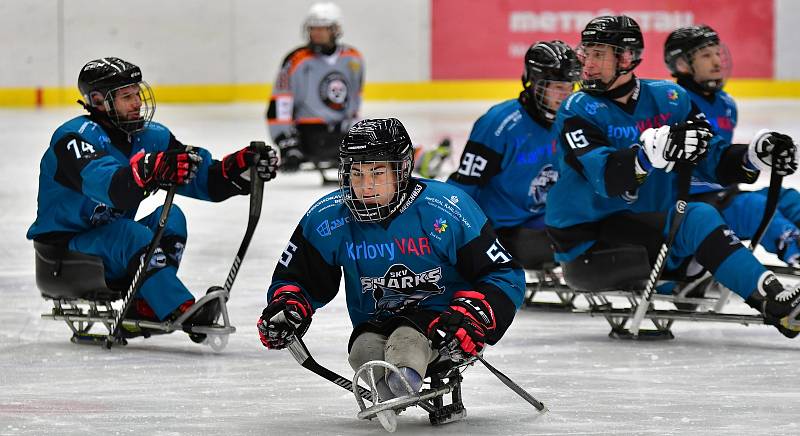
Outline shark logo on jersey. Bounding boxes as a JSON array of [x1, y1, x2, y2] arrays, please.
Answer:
[[90, 203, 124, 226], [621, 188, 639, 204], [361, 264, 444, 315], [141, 247, 167, 270], [528, 164, 558, 213], [319, 72, 349, 111], [168, 241, 185, 264], [723, 228, 741, 246]]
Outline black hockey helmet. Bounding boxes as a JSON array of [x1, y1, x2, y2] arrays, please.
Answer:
[[664, 25, 729, 92], [578, 15, 644, 93], [339, 118, 414, 223], [522, 40, 581, 120], [77, 57, 155, 134]]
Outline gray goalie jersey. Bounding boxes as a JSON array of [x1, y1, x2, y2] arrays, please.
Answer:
[[266, 44, 364, 140]]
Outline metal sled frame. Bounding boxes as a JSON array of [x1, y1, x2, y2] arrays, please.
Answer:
[[353, 360, 469, 428], [41, 288, 236, 351], [572, 262, 800, 338], [574, 283, 766, 339], [523, 263, 579, 311]]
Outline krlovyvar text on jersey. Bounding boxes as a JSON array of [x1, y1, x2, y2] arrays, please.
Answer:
[[606, 113, 673, 141], [346, 237, 432, 261]]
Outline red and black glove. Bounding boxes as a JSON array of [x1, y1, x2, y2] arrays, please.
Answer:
[[257, 285, 314, 350], [427, 290, 497, 362], [221, 142, 279, 191], [130, 147, 201, 191]]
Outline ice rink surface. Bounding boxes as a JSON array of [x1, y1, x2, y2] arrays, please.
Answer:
[[2, 100, 800, 435]]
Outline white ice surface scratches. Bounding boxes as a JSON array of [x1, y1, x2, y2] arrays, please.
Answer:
[[0, 102, 799, 435]]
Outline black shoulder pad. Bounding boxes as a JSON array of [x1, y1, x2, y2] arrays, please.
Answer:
[[53, 133, 106, 193]]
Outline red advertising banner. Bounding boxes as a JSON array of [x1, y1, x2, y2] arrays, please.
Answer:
[[432, 0, 773, 80]]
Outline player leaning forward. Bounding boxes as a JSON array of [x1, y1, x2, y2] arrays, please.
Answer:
[[543, 16, 800, 337], [27, 57, 278, 339], [258, 118, 525, 413]]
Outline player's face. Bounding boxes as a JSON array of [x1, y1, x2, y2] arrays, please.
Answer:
[[580, 44, 617, 85], [542, 81, 574, 112], [350, 161, 397, 206], [579, 43, 635, 89], [690, 44, 725, 84], [111, 84, 143, 121], [308, 26, 334, 46]]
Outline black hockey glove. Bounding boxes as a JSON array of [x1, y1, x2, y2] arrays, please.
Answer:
[[275, 132, 304, 172], [257, 286, 314, 350], [130, 147, 202, 191], [747, 129, 798, 176], [427, 290, 496, 363], [220, 141, 279, 192], [638, 119, 712, 172]]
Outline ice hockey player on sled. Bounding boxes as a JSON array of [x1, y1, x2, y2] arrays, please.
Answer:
[[27, 57, 279, 340], [266, 2, 364, 180], [543, 16, 800, 338], [447, 40, 580, 268], [664, 25, 800, 266], [257, 118, 524, 424]]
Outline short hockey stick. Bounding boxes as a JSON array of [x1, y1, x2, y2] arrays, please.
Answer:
[[107, 184, 178, 348], [221, 141, 267, 294], [629, 164, 693, 336], [287, 336, 374, 402], [476, 355, 549, 413], [749, 158, 786, 249]]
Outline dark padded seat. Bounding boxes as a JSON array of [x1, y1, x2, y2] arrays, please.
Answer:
[[34, 241, 124, 301], [562, 245, 651, 292], [497, 228, 554, 270]]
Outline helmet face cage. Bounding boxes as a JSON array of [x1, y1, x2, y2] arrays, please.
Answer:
[[578, 16, 644, 94], [523, 41, 582, 119], [577, 42, 642, 94], [339, 157, 412, 223], [532, 79, 576, 119], [102, 81, 156, 134]]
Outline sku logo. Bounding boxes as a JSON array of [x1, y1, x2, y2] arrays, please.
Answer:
[[433, 218, 448, 234]]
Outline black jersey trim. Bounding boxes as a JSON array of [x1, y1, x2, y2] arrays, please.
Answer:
[[447, 140, 503, 186], [272, 224, 342, 307], [605, 147, 640, 197], [717, 143, 758, 185]]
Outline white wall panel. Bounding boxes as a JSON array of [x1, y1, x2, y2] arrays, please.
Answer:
[[61, 1, 233, 85], [1, 0, 798, 88], [233, 0, 429, 84], [0, 0, 429, 88], [0, 0, 59, 86], [776, 0, 800, 79]]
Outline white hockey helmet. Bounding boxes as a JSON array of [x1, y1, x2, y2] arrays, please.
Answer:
[[304, 2, 342, 37]]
